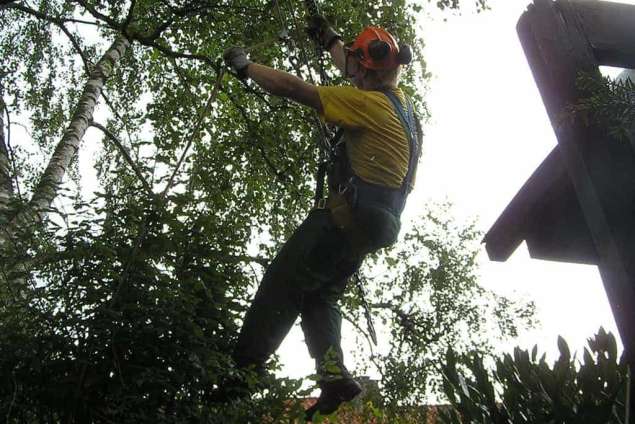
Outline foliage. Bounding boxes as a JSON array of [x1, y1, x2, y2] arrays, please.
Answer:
[[341, 204, 535, 420], [440, 328, 628, 424], [566, 72, 635, 142], [0, 0, 537, 422]]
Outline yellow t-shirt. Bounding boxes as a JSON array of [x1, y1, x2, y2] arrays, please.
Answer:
[[316, 86, 411, 189]]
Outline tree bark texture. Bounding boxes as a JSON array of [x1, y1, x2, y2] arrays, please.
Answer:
[[13, 35, 130, 228], [0, 94, 13, 217]]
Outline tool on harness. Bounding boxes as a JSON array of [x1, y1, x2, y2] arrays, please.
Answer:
[[313, 128, 343, 207]]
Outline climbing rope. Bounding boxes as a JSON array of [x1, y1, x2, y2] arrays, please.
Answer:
[[161, 61, 225, 198], [280, 0, 334, 156], [110, 61, 225, 310]]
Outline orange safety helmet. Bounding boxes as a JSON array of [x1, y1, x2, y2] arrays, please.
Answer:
[[348, 26, 401, 70]]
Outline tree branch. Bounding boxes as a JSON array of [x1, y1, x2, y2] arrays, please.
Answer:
[[72, 0, 121, 29], [343, 313, 376, 355], [9, 3, 146, 172], [4, 113, 21, 202], [90, 121, 154, 198], [138, 38, 216, 66], [371, 302, 441, 345], [160, 61, 225, 198], [6, 3, 100, 26], [224, 254, 269, 268], [0, 0, 18, 9], [123, 0, 136, 30]]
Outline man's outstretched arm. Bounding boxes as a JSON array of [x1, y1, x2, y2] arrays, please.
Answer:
[[247, 64, 323, 113], [224, 47, 323, 113]]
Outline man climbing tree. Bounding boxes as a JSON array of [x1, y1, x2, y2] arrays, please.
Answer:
[[222, 16, 420, 419]]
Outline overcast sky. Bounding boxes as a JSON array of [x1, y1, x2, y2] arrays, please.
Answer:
[[415, 0, 624, 358], [278, 0, 629, 381]]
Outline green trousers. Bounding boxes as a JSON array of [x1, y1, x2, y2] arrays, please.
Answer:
[[234, 209, 362, 376]]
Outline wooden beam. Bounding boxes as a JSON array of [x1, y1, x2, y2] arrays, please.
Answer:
[[524, 167, 597, 265], [518, 0, 635, 364], [484, 146, 597, 264], [570, 0, 635, 68], [484, 147, 564, 261]]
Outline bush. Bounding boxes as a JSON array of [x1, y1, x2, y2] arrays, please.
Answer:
[[440, 328, 628, 424]]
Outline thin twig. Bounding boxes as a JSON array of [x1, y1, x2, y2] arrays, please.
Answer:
[[8, 4, 92, 75], [343, 314, 376, 356], [6, 372, 17, 423], [227, 93, 287, 183], [72, 0, 121, 29], [138, 39, 216, 66], [226, 254, 269, 268], [9, 3, 138, 152], [90, 121, 155, 197]]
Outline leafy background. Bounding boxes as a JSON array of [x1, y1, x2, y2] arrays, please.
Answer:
[[0, 0, 546, 422]]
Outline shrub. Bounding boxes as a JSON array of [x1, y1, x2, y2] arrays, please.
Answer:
[[440, 328, 628, 424]]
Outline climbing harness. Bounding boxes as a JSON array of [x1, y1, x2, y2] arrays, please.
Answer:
[[383, 90, 420, 195], [329, 90, 420, 216]]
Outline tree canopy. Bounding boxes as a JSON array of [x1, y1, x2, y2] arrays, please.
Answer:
[[0, 1, 534, 422]]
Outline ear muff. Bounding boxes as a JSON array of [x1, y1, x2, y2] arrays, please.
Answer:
[[397, 43, 412, 65], [368, 39, 390, 61]]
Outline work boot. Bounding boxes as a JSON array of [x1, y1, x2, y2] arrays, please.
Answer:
[[304, 376, 362, 421]]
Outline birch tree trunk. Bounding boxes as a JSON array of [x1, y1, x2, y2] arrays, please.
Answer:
[[10, 35, 130, 230], [0, 93, 20, 291], [0, 93, 13, 218]]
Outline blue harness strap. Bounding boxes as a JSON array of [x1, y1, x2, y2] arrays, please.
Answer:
[[325, 90, 421, 217], [382, 90, 420, 193]]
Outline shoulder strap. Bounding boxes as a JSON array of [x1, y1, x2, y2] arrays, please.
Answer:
[[382, 90, 420, 193]]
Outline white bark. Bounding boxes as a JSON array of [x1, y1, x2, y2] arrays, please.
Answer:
[[0, 95, 12, 217], [11, 35, 130, 229]]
